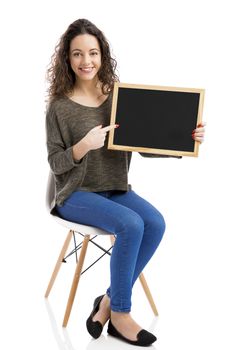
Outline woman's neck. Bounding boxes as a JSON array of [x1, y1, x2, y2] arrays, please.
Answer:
[[68, 78, 108, 107], [74, 78, 102, 98]]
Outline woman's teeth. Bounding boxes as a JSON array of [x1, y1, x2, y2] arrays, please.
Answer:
[[79, 67, 93, 72]]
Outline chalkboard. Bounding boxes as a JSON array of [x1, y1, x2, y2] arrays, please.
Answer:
[[108, 83, 205, 157]]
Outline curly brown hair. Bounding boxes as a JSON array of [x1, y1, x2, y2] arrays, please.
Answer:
[[46, 19, 119, 101]]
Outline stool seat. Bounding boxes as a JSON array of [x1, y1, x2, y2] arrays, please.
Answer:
[[53, 215, 111, 236]]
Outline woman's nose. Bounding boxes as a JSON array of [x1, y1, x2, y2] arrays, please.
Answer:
[[82, 54, 91, 65]]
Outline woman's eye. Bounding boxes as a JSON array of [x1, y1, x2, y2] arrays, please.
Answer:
[[91, 52, 98, 56], [74, 53, 81, 57]]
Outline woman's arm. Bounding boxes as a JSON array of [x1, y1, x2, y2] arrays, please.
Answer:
[[46, 105, 118, 174], [46, 104, 88, 175]]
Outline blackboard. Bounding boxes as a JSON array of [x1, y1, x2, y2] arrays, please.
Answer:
[[108, 83, 205, 157]]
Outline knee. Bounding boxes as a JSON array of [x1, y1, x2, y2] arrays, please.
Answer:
[[147, 211, 166, 241], [123, 212, 144, 239]]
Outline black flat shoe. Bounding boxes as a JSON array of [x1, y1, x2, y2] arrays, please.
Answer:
[[86, 295, 105, 339], [107, 319, 157, 346]]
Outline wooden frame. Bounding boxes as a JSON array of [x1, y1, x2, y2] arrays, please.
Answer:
[[108, 82, 205, 157]]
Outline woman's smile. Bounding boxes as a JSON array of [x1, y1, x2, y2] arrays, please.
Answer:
[[78, 67, 95, 74]]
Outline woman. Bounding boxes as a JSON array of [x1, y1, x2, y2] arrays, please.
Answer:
[[46, 18, 205, 346]]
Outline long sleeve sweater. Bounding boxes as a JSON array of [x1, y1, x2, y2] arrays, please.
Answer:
[[46, 94, 132, 206]]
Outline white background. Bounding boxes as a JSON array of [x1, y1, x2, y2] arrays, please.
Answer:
[[0, 0, 233, 349]]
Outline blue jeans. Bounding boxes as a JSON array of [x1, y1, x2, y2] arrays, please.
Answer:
[[56, 189, 165, 312]]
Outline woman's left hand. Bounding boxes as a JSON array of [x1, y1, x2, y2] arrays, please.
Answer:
[[192, 122, 206, 143]]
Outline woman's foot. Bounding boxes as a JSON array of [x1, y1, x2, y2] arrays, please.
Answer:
[[110, 311, 143, 341], [108, 311, 157, 346], [92, 294, 111, 326]]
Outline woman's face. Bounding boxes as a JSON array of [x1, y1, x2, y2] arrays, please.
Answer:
[[69, 34, 102, 82]]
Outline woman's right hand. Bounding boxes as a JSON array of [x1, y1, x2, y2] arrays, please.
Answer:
[[72, 124, 119, 161], [83, 124, 119, 151]]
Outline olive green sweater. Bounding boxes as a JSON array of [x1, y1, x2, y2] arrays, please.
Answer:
[[46, 93, 179, 206], [46, 94, 133, 206]]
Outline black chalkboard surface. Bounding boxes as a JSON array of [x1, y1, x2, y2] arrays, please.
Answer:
[[108, 83, 205, 157]]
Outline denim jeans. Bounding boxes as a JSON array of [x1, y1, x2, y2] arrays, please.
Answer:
[[56, 189, 166, 312]]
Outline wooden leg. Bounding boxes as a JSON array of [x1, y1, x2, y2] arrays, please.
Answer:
[[110, 235, 115, 245], [139, 273, 158, 316], [62, 235, 90, 327], [110, 235, 158, 315], [45, 230, 73, 298]]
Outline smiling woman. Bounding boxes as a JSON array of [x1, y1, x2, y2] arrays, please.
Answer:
[[45, 18, 160, 347], [45, 18, 205, 347], [46, 18, 118, 101]]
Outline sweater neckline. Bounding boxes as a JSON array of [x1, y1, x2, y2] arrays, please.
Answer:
[[64, 93, 111, 109]]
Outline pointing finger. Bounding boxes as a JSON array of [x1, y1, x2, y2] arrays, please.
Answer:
[[101, 124, 119, 133]]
